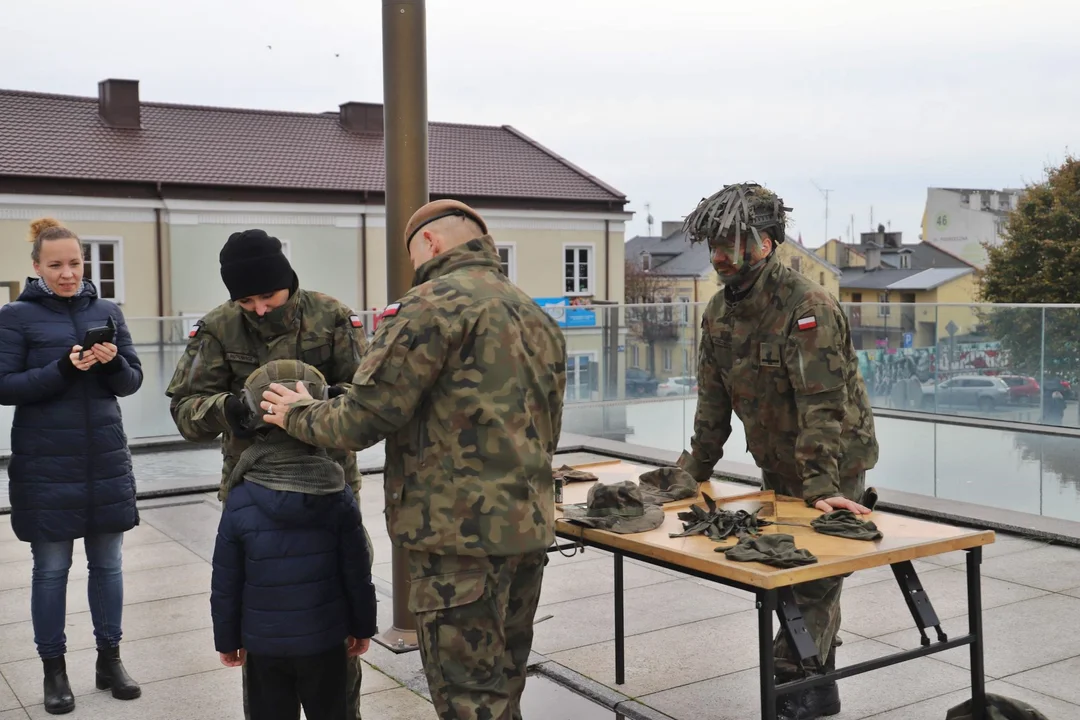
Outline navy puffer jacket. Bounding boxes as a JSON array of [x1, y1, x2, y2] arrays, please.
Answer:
[[210, 482, 378, 658], [0, 278, 143, 543]]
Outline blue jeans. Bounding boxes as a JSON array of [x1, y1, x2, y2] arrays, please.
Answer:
[[30, 533, 125, 659]]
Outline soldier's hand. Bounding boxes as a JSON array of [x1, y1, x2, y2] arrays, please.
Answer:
[[327, 385, 346, 399], [223, 395, 257, 438], [261, 381, 313, 428], [814, 496, 872, 515]]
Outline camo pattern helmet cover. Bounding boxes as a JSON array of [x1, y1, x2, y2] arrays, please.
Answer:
[[241, 359, 330, 430], [682, 182, 792, 267]]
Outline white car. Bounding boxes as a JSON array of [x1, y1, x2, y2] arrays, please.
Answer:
[[657, 376, 697, 396]]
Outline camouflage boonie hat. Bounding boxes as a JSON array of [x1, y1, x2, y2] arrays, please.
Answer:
[[241, 360, 330, 430], [562, 481, 665, 534], [637, 467, 698, 504]]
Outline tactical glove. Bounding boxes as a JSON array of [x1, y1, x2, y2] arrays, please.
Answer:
[[327, 385, 346, 399], [223, 394, 257, 439]]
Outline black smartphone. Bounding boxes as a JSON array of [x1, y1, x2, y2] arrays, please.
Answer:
[[79, 317, 116, 359]]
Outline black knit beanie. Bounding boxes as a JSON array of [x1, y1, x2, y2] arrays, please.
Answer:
[[219, 229, 296, 301]]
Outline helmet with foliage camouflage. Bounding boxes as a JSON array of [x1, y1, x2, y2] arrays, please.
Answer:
[[240, 359, 329, 431], [682, 182, 791, 264]]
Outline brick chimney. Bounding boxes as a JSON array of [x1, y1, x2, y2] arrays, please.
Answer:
[[339, 102, 383, 134], [98, 79, 141, 129]]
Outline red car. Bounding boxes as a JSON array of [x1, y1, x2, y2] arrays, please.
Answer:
[[999, 375, 1040, 404]]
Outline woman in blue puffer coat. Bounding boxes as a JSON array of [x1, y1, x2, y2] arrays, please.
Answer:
[[0, 218, 143, 715]]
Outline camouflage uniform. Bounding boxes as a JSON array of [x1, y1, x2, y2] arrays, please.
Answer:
[[165, 287, 370, 719], [166, 288, 367, 500], [677, 252, 879, 679], [281, 236, 567, 720]]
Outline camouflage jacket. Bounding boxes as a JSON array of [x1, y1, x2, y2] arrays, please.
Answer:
[[283, 236, 568, 557], [165, 288, 368, 499], [677, 254, 878, 504]]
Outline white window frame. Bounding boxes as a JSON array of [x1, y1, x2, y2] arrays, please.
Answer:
[[631, 344, 640, 368], [562, 243, 596, 297], [662, 347, 673, 372], [495, 242, 517, 283], [81, 235, 125, 304], [566, 351, 598, 402], [679, 296, 691, 324]]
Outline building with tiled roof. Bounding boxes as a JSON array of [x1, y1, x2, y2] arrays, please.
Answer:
[[0, 79, 631, 377]]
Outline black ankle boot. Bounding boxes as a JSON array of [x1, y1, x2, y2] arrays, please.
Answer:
[[42, 655, 75, 715], [95, 646, 141, 700], [776, 650, 841, 720]]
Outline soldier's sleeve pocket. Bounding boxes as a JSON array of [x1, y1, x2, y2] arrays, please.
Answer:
[[353, 322, 409, 387], [407, 570, 486, 614]]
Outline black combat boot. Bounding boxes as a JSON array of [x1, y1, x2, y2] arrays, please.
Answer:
[[95, 645, 141, 700], [776, 650, 840, 720], [42, 655, 75, 715]]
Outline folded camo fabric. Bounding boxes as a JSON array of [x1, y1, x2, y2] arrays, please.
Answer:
[[722, 533, 818, 568], [810, 509, 883, 541]]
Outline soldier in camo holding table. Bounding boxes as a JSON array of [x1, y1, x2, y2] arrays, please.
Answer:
[[668, 183, 880, 720]]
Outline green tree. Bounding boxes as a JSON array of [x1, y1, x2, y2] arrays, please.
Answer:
[[980, 156, 1080, 381]]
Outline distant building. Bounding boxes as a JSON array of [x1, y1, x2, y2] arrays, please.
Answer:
[[921, 187, 1024, 268]]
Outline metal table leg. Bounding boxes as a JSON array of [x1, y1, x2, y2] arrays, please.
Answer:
[[758, 590, 777, 720], [967, 547, 987, 720], [615, 551, 625, 685]]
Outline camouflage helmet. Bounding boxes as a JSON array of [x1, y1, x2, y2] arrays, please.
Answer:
[[562, 480, 665, 534], [241, 359, 330, 430], [682, 183, 791, 265]]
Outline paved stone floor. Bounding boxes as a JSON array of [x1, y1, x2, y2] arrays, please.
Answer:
[[3, 451, 1080, 719]]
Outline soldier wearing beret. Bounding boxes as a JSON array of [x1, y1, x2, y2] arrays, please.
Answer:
[[261, 200, 568, 720], [165, 229, 370, 720], [671, 183, 879, 720]]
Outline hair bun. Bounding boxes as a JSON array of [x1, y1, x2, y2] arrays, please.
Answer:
[[28, 218, 63, 242]]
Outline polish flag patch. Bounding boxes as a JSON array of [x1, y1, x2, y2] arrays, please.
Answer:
[[188, 325, 200, 338], [349, 315, 363, 328], [381, 302, 402, 318], [797, 316, 817, 331]]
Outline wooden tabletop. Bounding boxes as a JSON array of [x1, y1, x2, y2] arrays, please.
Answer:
[[554, 460, 996, 590]]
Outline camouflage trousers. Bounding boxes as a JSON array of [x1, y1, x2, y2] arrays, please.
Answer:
[[763, 469, 864, 680], [407, 549, 548, 720]]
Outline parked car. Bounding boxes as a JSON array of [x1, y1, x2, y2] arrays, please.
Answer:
[[625, 367, 659, 397], [921, 375, 1009, 411], [657, 376, 698, 397], [999, 375, 1040, 404]]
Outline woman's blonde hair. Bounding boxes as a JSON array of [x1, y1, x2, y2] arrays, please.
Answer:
[[27, 218, 81, 263]]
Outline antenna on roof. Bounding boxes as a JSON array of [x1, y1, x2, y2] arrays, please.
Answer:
[[811, 180, 833, 245], [645, 203, 654, 237]]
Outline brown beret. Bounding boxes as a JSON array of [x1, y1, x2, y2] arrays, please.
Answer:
[[404, 199, 488, 248]]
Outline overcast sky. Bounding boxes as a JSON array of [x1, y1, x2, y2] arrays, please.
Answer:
[[3, 0, 1078, 247]]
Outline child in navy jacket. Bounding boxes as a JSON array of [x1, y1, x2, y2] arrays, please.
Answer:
[[210, 361, 377, 720]]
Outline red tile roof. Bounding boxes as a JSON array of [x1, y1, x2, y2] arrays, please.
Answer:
[[0, 89, 626, 206]]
